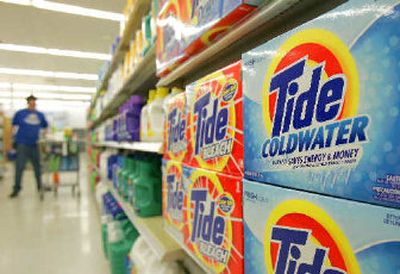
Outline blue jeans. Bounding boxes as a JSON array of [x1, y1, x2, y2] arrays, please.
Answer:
[[13, 144, 42, 193]]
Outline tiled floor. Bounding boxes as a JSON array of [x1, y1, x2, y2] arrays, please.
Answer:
[[0, 159, 109, 274]]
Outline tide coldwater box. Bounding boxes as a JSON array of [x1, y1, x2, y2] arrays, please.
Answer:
[[243, 179, 400, 274], [186, 61, 244, 176], [242, 0, 400, 208]]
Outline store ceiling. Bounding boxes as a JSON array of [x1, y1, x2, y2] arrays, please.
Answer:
[[0, 0, 125, 100]]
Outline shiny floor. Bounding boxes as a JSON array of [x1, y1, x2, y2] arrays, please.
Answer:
[[0, 160, 109, 274]]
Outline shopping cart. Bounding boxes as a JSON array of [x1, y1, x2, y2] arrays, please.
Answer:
[[39, 139, 81, 200]]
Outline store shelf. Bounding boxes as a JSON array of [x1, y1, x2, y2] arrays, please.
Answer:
[[106, 181, 184, 262], [94, 141, 163, 154], [164, 226, 212, 274], [90, 46, 157, 129], [157, 0, 339, 87], [89, 0, 152, 115]]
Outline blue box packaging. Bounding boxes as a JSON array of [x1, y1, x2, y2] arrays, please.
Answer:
[[243, 179, 400, 274], [242, 0, 400, 208]]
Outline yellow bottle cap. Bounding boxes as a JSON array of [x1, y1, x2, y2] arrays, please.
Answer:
[[148, 89, 156, 103], [156, 87, 169, 98], [171, 87, 184, 95]]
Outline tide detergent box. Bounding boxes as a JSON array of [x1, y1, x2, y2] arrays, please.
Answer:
[[183, 0, 261, 57], [242, 0, 400, 208], [162, 159, 185, 242], [186, 61, 244, 176], [156, 0, 190, 76], [163, 92, 190, 162], [243, 179, 400, 274], [182, 165, 243, 273], [156, 0, 261, 76]]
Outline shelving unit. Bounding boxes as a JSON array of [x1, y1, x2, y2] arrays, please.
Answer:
[[105, 180, 184, 262], [93, 141, 162, 154], [89, 0, 153, 119], [87, 1, 345, 273], [90, 46, 157, 129], [164, 226, 213, 274]]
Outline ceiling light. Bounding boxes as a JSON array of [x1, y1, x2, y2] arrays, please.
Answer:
[[0, 67, 97, 80], [0, 82, 96, 93], [0, 43, 111, 61], [0, 0, 124, 21]]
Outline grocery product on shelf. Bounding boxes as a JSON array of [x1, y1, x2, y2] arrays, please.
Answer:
[[148, 87, 169, 141], [243, 179, 400, 274], [163, 87, 183, 114], [181, 165, 243, 274], [142, 15, 153, 56], [124, 95, 144, 142], [186, 61, 244, 176], [140, 89, 156, 141], [130, 236, 185, 274], [162, 160, 184, 242], [242, 0, 400, 208], [132, 154, 162, 217], [108, 219, 139, 274], [163, 91, 189, 162], [156, 0, 261, 76]]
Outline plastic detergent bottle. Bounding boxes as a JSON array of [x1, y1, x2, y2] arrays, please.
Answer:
[[163, 87, 183, 114], [140, 89, 156, 141], [118, 156, 130, 198], [127, 155, 141, 206], [130, 236, 155, 273], [121, 157, 135, 201], [117, 156, 127, 193], [108, 220, 139, 274], [125, 95, 144, 142], [133, 155, 162, 217], [148, 87, 169, 141]]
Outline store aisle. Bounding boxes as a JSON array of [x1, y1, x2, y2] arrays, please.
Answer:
[[0, 159, 109, 274]]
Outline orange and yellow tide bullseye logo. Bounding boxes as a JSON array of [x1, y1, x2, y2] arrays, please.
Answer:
[[264, 200, 361, 274], [262, 29, 359, 137], [190, 71, 237, 170], [185, 170, 233, 273]]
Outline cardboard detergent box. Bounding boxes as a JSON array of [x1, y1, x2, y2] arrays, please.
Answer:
[[156, 0, 190, 76], [183, 0, 261, 57], [243, 179, 400, 274], [163, 92, 190, 162], [156, 0, 260, 76], [186, 61, 244, 176], [162, 159, 185, 242], [182, 165, 243, 274], [242, 0, 400, 208]]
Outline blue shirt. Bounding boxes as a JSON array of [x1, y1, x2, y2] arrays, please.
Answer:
[[13, 109, 48, 146]]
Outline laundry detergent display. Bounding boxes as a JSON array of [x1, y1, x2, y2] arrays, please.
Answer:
[[243, 179, 400, 274], [156, 0, 260, 76], [182, 165, 243, 274], [242, 0, 400, 208], [162, 160, 185, 242], [163, 92, 190, 162], [187, 61, 243, 176]]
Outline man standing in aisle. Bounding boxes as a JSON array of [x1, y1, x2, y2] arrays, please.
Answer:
[[9, 95, 48, 198]]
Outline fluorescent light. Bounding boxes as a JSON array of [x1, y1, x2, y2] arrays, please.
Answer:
[[0, 0, 124, 21], [0, 67, 97, 80], [0, 43, 111, 61], [0, 82, 96, 93]]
